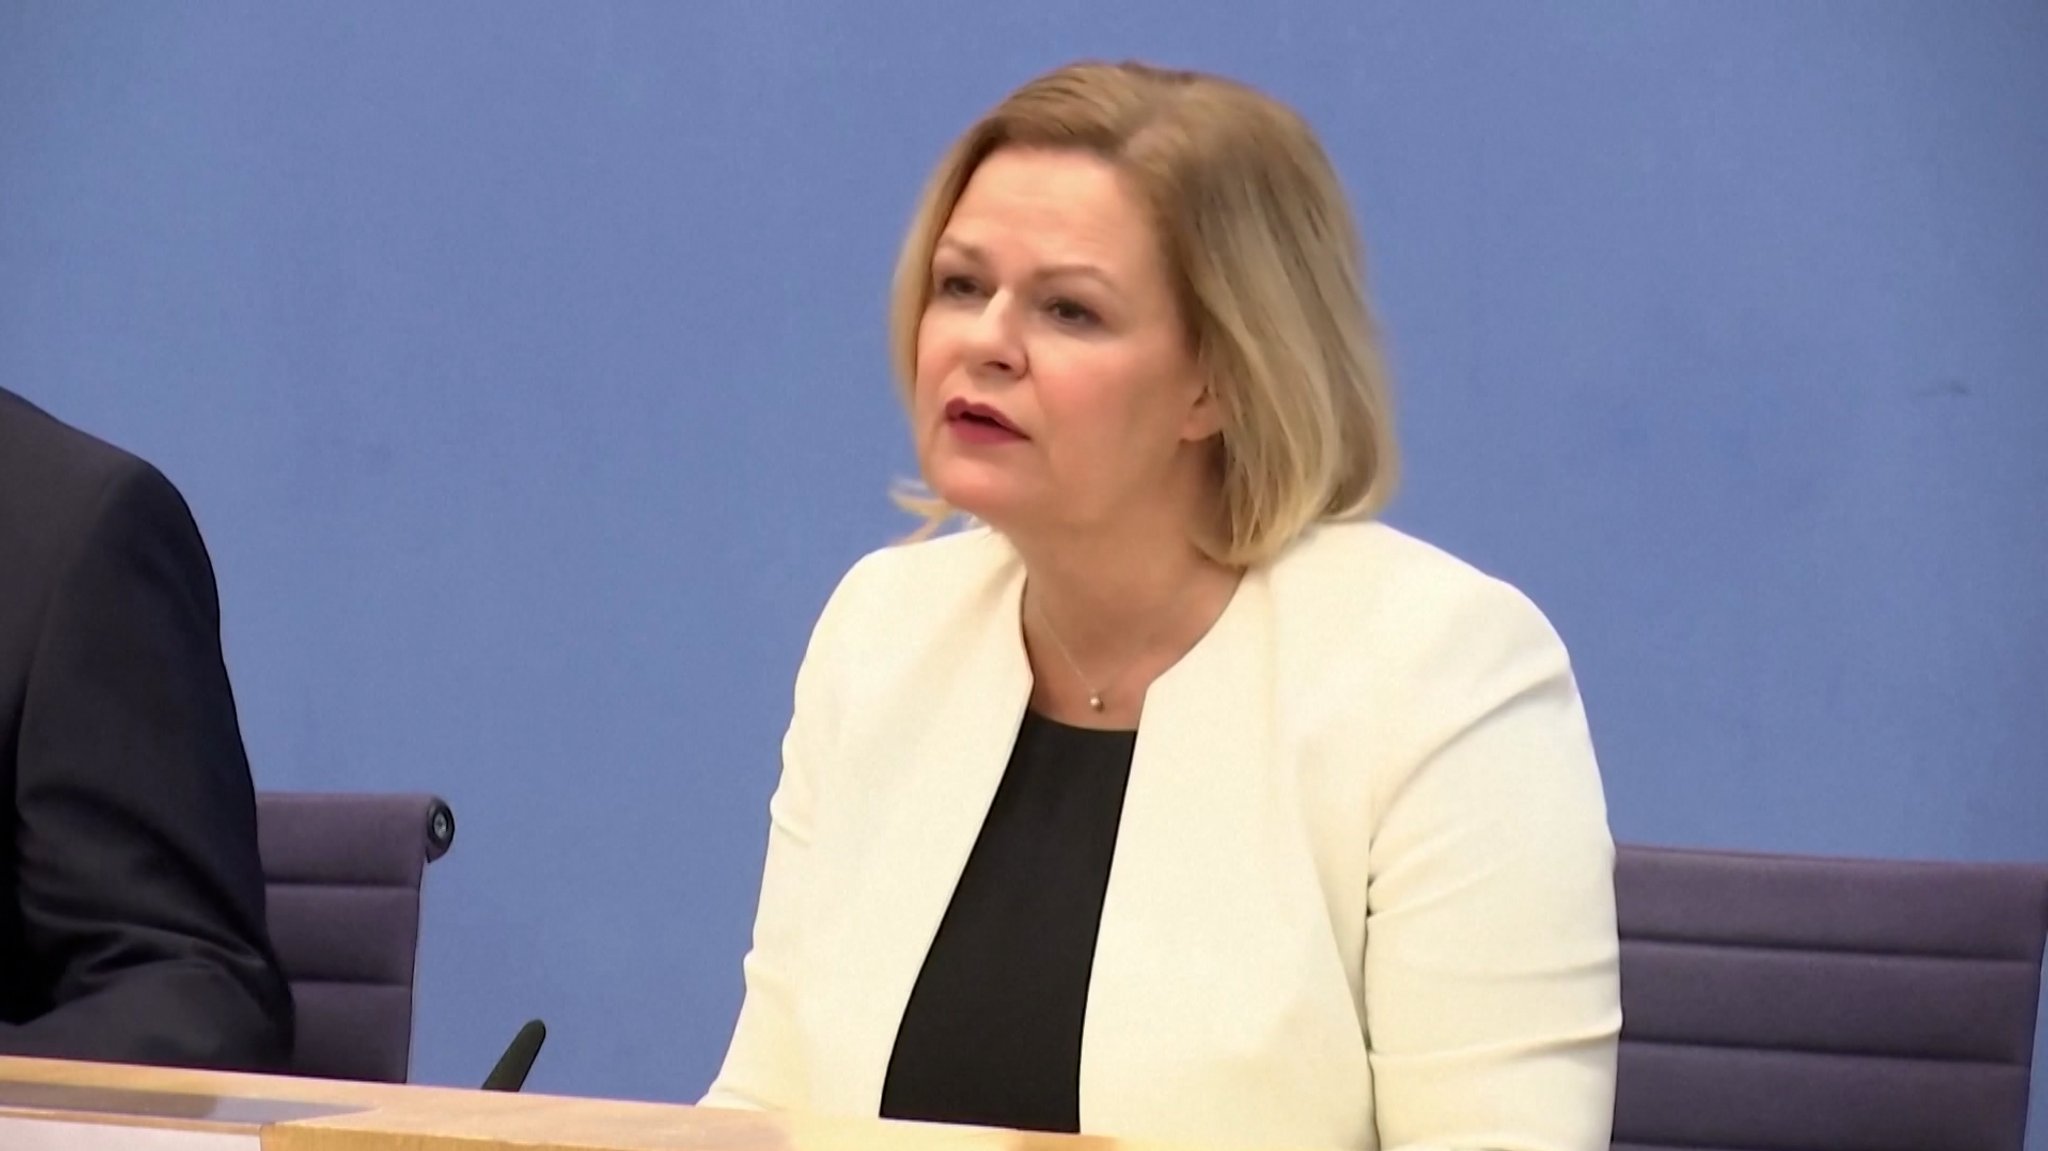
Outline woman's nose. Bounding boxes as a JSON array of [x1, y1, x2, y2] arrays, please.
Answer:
[[961, 293, 1025, 379]]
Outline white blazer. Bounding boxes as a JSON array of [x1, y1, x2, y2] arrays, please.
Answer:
[[704, 521, 1620, 1151]]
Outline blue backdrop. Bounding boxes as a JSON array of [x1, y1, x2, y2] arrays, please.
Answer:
[[3, 1, 2044, 1139]]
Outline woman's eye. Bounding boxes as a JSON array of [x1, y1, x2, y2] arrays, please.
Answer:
[[935, 274, 982, 298], [1047, 298, 1100, 328]]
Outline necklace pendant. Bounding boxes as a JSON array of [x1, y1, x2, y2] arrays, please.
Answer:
[[1088, 694, 1105, 712]]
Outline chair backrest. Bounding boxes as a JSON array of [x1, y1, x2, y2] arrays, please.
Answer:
[[1614, 844, 2048, 1151], [256, 792, 455, 1082]]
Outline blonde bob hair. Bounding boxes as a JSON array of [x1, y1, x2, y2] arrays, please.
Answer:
[[891, 60, 1398, 568]]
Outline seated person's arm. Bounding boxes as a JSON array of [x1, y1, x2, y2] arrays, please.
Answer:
[[3, 460, 294, 1070], [1366, 581, 1622, 1151], [701, 552, 879, 1110]]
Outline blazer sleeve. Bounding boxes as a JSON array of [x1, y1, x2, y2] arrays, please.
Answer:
[[1, 460, 294, 1069], [700, 555, 870, 1110], [1362, 578, 1621, 1151]]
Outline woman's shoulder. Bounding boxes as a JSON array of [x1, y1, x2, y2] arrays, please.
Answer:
[[1271, 519, 1569, 669], [1275, 519, 1513, 605], [808, 526, 1016, 639], [836, 524, 1013, 596]]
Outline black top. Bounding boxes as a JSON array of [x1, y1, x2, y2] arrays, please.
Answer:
[[0, 387, 292, 1068], [880, 710, 1139, 1134]]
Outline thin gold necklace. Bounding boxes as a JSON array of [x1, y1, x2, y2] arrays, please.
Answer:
[[1027, 580, 1196, 713]]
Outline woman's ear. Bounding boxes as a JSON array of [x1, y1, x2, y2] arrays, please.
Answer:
[[1181, 378, 1227, 443]]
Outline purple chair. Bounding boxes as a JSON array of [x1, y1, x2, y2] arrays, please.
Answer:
[[255, 792, 455, 1082], [1614, 844, 2048, 1151]]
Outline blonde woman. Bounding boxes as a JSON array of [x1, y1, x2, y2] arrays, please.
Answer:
[[706, 61, 1620, 1151]]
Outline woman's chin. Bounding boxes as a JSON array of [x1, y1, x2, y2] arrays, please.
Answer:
[[927, 471, 1030, 530]]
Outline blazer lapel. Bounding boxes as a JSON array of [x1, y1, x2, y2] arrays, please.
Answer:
[[1077, 563, 1373, 1146], [1081, 566, 1287, 1134], [807, 551, 1032, 1117]]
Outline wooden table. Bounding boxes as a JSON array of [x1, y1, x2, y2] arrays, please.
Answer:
[[0, 1056, 1232, 1151]]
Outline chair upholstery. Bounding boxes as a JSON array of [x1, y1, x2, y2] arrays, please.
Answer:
[[1614, 844, 2048, 1151], [256, 792, 454, 1082]]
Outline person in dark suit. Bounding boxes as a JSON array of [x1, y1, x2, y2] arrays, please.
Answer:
[[0, 386, 293, 1069]]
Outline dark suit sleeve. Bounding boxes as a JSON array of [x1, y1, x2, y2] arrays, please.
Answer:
[[0, 460, 294, 1069]]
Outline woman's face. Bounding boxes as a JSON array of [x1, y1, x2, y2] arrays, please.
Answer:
[[912, 147, 1221, 542]]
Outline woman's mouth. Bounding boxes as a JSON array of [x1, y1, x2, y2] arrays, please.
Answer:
[[943, 398, 1028, 443]]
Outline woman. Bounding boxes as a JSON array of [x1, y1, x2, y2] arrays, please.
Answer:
[[705, 61, 1620, 1151]]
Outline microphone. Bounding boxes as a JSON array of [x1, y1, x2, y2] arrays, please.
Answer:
[[480, 1019, 547, 1092]]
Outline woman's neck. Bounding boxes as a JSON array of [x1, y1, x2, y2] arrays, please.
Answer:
[[1010, 518, 1241, 726]]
